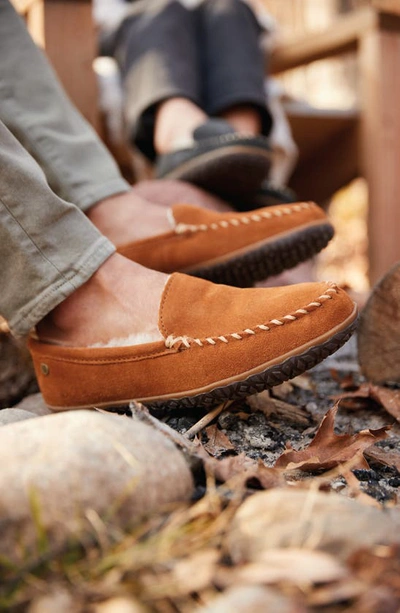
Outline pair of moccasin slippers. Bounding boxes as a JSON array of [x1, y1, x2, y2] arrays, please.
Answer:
[[29, 200, 358, 412]]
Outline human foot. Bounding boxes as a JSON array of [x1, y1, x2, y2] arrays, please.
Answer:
[[155, 118, 272, 200], [117, 201, 334, 287], [154, 97, 208, 154], [36, 254, 168, 347], [87, 191, 173, 246], [29, 273, 358, 411], [220, 104, 262, 136], [88, 192, 334, 288], [87, 181, 234, 247]]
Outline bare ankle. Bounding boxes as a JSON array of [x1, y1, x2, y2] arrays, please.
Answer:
[[220, 105, 262, 136], [154, 97, 207, 154], [36, 255, 167, 347], [86, 191, 172, 245]]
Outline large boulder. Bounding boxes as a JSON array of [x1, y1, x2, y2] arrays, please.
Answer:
[[0, 410, 193, 564]]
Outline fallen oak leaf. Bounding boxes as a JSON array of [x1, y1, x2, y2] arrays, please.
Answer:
[[364, 445, 400, 472], [204, 424, 235, 456], [274, 405, 389, 472], [194, 446, 283, 489], [247, 390, 311, 426], [333, 383, 400, 422]]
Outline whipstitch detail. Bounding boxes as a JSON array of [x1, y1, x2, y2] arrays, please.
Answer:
[[174, 203, 312, 235], [165, 285, 338, 350]]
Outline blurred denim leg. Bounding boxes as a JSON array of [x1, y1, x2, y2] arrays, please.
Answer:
[[112, 0, 201, 160], [0, 0, 129, 210], [200, 0, 272, 136], [0, 120, 115, 336]]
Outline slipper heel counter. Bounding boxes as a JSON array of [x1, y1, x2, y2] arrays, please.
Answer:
[[28, 341, 88, 409]]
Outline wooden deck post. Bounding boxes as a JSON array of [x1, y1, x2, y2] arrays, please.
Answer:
[[13, 0, 101, 134], [359, 8, 400, 284]]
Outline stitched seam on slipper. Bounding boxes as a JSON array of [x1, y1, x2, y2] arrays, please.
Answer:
[[164, 286, 338, 350], [174, 203, 314, 235]]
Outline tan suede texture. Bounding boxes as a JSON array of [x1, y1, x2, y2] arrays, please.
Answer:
[[28, 274, 357, 409], [118, 202, 328, 272]]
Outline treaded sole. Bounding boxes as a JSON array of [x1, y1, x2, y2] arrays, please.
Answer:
[[144, 315, 358, 412], [161, 147, 271, 200], [187, 222, 334, 287]]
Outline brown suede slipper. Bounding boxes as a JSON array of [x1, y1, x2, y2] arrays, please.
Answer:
[[118, 202, 334, 287], [28, 274, 358, 412]]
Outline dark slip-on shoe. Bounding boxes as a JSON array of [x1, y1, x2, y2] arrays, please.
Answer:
[[29, 274, 358, 412], [118, 201, 334, 287], [155, 119, 272, 200]]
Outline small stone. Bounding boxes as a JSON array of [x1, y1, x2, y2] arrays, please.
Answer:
[[227, 489, 400, 564], [0, 408, 36, 425], [93, 597, 148, 613], [0, 410, 193, 564], [28, 588, 75, 613], [200, 585, 303, 613], [15, 392, 52, 416]]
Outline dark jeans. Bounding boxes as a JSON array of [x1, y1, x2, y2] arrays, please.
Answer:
[[110, 0, 272, 160]]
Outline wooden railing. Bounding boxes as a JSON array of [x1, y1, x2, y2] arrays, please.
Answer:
[[271, 1, 400, 283]]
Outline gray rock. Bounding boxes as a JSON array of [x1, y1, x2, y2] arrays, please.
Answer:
[[227, 489, 400, 564], [0, 410, 193, 564], [15, 392, 52, 416], [0, 408, 36, 425]]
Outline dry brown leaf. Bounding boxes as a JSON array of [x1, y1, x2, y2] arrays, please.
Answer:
[[364, 446, 400, 472], [198, 449, 283, 489], [274, 405, 389, 471], [204, 425, 235, 456], [341, 468, 383, 508], [270, 381, 294, 398], [308, 579, 365, 607], [234, 411, 251, 421], [334, 382, 400, 422], [291, 373, 314, 391], [339, 373, 357, 390], [172, 549, 219, 594], [247, 390, 310, 426]]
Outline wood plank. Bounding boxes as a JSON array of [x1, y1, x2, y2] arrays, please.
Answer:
[[373, 0, 400, 18], [270, 7, 376, 75], [41, 0, 101, 133], [359, 26, 400, 283], [287, 117, 359, 205], [283, 104, 358, 161]]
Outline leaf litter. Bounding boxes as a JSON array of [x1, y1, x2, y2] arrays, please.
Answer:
[[3, 337, 400, 611]]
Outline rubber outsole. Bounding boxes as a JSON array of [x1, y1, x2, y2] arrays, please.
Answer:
[[145, 315, 358, 412], [187, 222, 334, 288], [160, 146, 272, 200]]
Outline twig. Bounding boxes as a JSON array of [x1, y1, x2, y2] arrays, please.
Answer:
[[128, 401, 197, 454], [184, 401, 233, 440]]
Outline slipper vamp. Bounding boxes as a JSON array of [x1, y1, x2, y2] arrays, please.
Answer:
[[159, 273, 354, 342], [118, 202, 328, 273]]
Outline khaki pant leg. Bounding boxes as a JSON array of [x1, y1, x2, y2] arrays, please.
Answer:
[[0, 120, 115, 336]]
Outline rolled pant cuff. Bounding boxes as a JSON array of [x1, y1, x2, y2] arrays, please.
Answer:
[[8, 237, 115, 338]]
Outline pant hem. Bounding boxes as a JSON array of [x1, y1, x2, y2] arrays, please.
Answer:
[[8, 238, 115, 337]]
